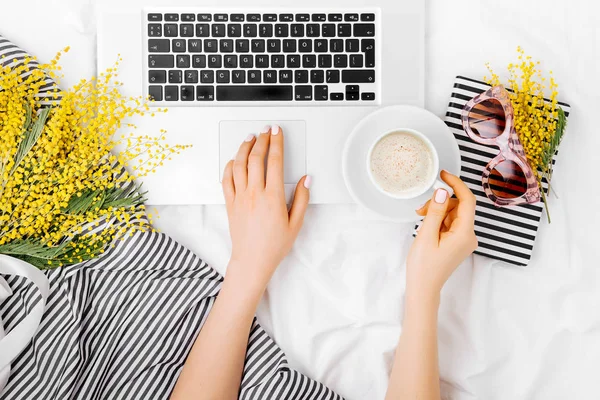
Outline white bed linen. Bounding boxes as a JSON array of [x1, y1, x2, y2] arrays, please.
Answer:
[[1, 0, 599, 398]]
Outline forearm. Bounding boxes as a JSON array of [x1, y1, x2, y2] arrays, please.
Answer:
[[385, 291, 441, 400], [170, 261, 265, 400]]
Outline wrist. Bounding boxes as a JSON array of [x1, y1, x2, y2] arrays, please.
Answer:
[[224, 259, 270, 300], [404, 288, 440, 316]]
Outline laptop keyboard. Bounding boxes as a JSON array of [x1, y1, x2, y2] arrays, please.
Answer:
[[144, 9, 379, 105]]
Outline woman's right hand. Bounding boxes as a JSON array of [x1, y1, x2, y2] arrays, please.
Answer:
[[406, 170, 478, 302]]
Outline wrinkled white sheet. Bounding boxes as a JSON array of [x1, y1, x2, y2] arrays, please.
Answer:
[[1, 0, 599, 398]]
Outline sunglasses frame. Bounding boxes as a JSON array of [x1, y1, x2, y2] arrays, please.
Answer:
[[461, 85, 541, 207]]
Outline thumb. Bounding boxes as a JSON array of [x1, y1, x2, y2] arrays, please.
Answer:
[[289, 175, 311, 233], [419, 188, 450, 243]]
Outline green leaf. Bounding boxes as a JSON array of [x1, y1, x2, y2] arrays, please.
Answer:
[[11, 105, 51, 174]]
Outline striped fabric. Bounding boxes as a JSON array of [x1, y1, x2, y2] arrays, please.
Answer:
[[418, 76, 571, 266], [0, 35, 342, 400]]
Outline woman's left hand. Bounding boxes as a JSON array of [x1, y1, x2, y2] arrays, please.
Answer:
[[222, 125, 311, 291]]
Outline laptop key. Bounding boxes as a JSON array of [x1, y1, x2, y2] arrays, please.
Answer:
[[350, 54, 363, 68], [311, 70, 324, 83], [306, 24, 320, 37], [334, 54, 347, 68], [182, 13, 195, 21], [361, 13, 375, 21], [346, 39, 359, 53], [165, 85, 179, 101], [204, 39, 218, 52], [172, 39, 186, 52], [148, 70, 166, 84], [231, 14, 244, 22], [228, 24, 242, 37], [196, 86, 215, 101], [345, 85, 359, 101], [185, 70, 199, 83], [169, 70, 182, 83], [193, 55, 206, 68], [279, 70, 293, 83], [198, 14, 211, 22], [354, 23, 375, 37], [247, 14, 261, 22], [298, 39, 312, 53], [232, 70, 246, 83], [287, 55, 300, 68], [283, 39, 296, 53], [330, 39, 343, 52], [312, 14, 326, 22], [214, 14, 228, 22], [217, 70, 230, 83], [244, 24, 258, 37], [296, 14, 310, 22], [148, 39, 169, 52], [240, 55, 253, 68], [259, 24, 273, 37], [291, 24, 304, 37], [201, 70, 214, 83], [279, 14, 293, 22], [165, 13, 179, 21], [164, 24, 178, 37], [251, 39, 265, 52], [263, 70, 277, 83], [180, 24, 194, 37], [224, 55, 237, 68], [328, 14, 342, 22], [212, 24, 226, 37], [326, 69, 340, 83], [361, 92, 375, 100], [344, 13, 359, 22], [236, 39, 250, 53], [196, 24, 209, 37], [295, 70, 309, 83], [220, 39, 234, 53], [338, 24, 351, 37], [318, 54, 332, 68], [148, 85, 163, 101], [330, 92, 343, 101], [314, 39, 327, 53], [248, 70, 261, 83], [342, 69, 375, 83], [148, 13, 162, 22], [302, 55, 316, 68], [362, 39, 375, 67], [255, 55, 269, 68], [314, 85, 328, 100], [181, 86, 194, 101], [148, 55, 173, 68], [188, 39, 202, 52], [208, 54, 222, 68], [322, 24, 335, 37], [217, 85, 293, 101], [267, 39, 281, 53], [271, 55, 284, 68], [148, 24, 162, 37], [263, 14, 277, 22], [294, 85, 312, 101], [275, 24, 289, 37], [177, 55, 190, 68]]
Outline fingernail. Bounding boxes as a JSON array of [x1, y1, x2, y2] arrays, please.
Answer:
[[304, 175, 312, 189], [244, 134, 255, 142], [416, 224, 422, 232], [271, 124, 280, 135], [416, 202, 426, 210], [434, 188, 448, 204], [262, 125, 271, 134]]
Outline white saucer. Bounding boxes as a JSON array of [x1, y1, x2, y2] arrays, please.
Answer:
[[342, 105, 461, 222]]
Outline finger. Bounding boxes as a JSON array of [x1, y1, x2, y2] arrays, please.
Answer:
[[266, 124, 284, 192], [222, 160, 235, 209], [289, 175, 311, 234], [233, 134, 255, 191], [247, 128, 271, 188], [419, 188, 451, 243], [416, 198, 459, 216], [443, 207, 459, 231], [441, 170, 477, 224]]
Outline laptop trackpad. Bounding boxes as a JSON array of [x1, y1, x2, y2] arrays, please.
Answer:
[[219, 120, 306, 184]]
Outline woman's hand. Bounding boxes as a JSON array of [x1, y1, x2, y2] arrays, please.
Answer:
[[407, 170, 478, 302], [222, 125, 310, 292]]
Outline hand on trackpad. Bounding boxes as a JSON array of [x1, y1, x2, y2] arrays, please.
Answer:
[[219, 120, 306, 184]]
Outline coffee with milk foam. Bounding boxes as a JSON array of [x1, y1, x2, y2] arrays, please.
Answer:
[[369, 131, 434, 195]]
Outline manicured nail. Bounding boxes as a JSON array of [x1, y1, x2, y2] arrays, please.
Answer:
[[271, 124, 280, 135], [434, 189, 448, 204], [244, 134, 255, 142], [416, 224, 422, 232], [304, 175, 312, 189], [262, 125, 271, 134]]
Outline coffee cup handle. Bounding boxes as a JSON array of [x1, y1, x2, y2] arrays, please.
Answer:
[[432, 178, 454, 198]]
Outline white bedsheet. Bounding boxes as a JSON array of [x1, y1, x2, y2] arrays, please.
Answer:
[[2, 0, 599, 398]]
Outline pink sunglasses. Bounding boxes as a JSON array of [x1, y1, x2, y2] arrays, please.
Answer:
[[461, 85, 540, 206]]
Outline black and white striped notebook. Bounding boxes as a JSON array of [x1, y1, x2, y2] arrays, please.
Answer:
[[424, 76, 570, 266]]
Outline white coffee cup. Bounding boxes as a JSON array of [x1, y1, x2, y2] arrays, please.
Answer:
[[366, 128, 450, 200]]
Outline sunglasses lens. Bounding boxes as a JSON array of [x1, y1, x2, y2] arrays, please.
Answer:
[[468, 99, 506, 139], [489, 160, 528, 199]]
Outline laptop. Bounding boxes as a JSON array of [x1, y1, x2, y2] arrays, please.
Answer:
[[97, 0, 424, 205]]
